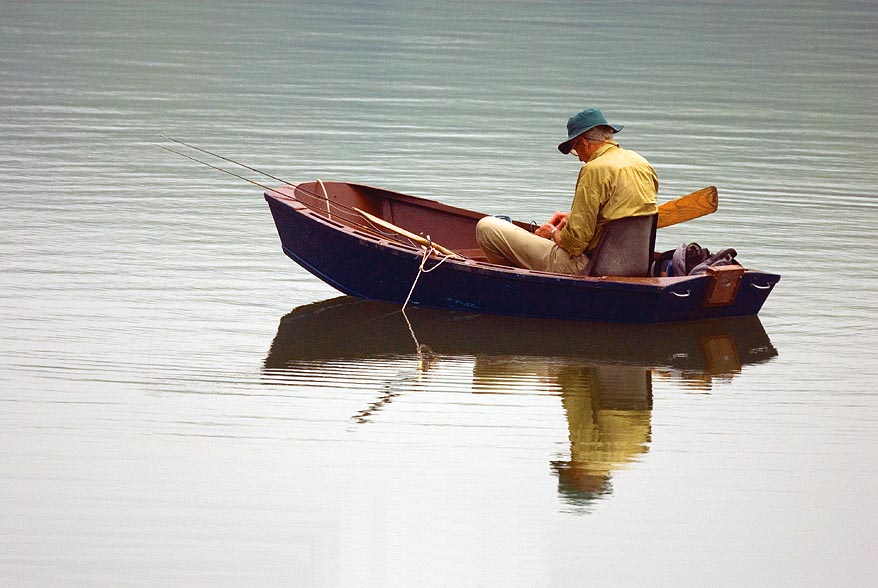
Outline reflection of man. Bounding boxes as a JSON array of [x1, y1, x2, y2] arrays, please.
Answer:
[[552, 365, 652, 506], [471, 358, 652, 508]]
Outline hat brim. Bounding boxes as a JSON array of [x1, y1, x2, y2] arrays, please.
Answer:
[[558, 123, 623, 154]]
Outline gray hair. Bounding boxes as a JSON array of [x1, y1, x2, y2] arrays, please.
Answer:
[[583, 126, 615, 142]]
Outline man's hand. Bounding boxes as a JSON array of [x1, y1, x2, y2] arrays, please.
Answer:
[[548, 211, 569, 229], [534, 222, 556, 240], [534, 211, 569, 242]]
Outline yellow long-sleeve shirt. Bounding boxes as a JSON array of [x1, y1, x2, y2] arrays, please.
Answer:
[[557, 142, 659, 257]]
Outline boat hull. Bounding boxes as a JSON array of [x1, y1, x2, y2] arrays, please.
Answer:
[[265, 183, 780, 323]]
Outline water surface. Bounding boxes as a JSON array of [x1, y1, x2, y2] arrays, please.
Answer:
[[1, 1, 877, 586]]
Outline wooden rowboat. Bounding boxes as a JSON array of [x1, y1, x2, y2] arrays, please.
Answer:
[[264, 181, 780, 323]]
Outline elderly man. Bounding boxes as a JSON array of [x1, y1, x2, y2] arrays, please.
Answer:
[[476, 108, 658, 274]]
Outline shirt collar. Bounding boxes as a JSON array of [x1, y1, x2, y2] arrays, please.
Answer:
[[587, 140, 620, 163]]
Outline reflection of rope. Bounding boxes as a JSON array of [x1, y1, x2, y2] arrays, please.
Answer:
[[400, 309, 436, 372], [401, 237, 452, 312], [400, 309, 419, 349]]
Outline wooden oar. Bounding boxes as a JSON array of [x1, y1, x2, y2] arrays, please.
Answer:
[[657, 186, 718, 229], [353, 207, 464, 259]]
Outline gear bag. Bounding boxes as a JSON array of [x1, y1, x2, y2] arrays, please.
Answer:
[[650, 243, 738, 277]]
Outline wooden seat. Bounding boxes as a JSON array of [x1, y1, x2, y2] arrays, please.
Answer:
[[584, 214, 658, 277]]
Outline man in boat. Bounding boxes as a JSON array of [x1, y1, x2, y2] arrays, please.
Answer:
[[476, 108, 658, 274]]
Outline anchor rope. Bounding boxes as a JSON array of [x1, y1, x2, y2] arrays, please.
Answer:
[[401, 237, 452, 312]]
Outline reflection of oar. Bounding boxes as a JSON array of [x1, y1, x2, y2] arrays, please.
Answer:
[[353, 207, 463, 258], [657, 186, 718, 229]]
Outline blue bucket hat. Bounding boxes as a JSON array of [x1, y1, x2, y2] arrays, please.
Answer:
[[558, 108, 623, 154]]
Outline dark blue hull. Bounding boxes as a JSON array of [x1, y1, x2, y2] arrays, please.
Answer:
[[265, 183, 780, 323]]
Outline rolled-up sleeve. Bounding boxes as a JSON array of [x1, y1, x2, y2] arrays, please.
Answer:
[[558, 167, 600, 256]]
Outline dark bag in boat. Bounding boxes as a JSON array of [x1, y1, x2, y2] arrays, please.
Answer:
[[651, 243, 739, 276], [651, 243, 707, 276]]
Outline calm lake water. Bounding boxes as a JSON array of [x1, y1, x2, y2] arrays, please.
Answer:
[[2, 1, 877, 586]]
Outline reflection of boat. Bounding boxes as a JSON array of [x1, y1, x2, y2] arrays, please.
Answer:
[[263, 296, 778, 377], [263, 296, 777, 512], [264, 181, 780, 322]]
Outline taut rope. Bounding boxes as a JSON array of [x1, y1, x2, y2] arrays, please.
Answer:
[[401, 236, 453, 312]]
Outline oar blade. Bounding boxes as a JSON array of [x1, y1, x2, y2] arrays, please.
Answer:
[[657, 186, 718, 229]]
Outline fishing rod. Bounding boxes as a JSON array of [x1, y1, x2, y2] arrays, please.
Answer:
[[159, 134, 290, 186], [157, 136, 382, 222], [154, 143, 283, 195], [154, 139, 426, 248]]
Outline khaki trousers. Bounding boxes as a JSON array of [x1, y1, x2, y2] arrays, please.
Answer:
[[475, 216, 589, 275]]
